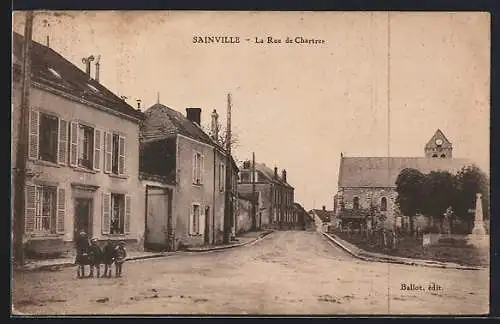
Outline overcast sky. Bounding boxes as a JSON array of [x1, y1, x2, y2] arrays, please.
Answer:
[[13, 11, 490, 210]]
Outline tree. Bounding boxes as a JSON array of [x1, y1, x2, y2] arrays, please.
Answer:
[[421, 171, 457, 233], [202, 121, 241, 161], [395, 168, 425, 234], [453, 164, 490, 233]]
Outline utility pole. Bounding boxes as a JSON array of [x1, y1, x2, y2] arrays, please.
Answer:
[[223, 93, 232, 244], [251, 152, 256, 230], [14, 11, 34, 267]]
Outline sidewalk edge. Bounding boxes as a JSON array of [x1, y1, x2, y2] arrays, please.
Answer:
[[321, 232, 484, 271], [17, 230, 275, 272]]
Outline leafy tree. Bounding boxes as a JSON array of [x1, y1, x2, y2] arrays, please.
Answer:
[[421, 171, 458, 233], [453, 164, 490, 233], [395, 168, 425, 234]]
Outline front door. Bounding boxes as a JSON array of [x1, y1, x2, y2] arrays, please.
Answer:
[[74, 198, 93, 239]]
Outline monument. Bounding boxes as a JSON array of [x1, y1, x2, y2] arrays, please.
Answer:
[[467, 193, 489, 248]]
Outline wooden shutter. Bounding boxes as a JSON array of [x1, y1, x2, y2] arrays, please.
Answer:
[[25, 184, 36, 233], [124, 195, 131, 234], [28, 110, 39, 160], [118, 136, 125, 175], [200, 154, 205, 184], [69, 121, 78, 167], [199, 205, 205, 236], [188, 205, 194, 235], [93, 129, 102, 171], [56, 187, 66, 234], [102, 192, 111, 234], [104, 132, 112, 173], [57, 119, 68, 165], [192, 153, 197, 184]]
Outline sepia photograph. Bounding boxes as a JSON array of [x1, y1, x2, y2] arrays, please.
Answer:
[[11, 10, 490, 315]]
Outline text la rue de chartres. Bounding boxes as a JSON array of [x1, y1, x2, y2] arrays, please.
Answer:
[[192, 35, 326, 45]]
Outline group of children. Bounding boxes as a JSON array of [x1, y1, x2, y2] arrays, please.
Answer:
[[75, 231, 127, 278]]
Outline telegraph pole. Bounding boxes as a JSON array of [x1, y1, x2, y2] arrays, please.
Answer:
[[223, 93, 232, 244], [14, 11, 34, 267], [251, 152, 256, 230]]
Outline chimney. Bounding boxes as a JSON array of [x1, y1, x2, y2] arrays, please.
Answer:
[[274, 167, 278, 179], [186, 108, 201, 126], [95, 55, 101, 82], [211, 109, 219, 140], [282, 169, 287, 182], [81, 55, 95, 77], [322, 205, 326, 211]]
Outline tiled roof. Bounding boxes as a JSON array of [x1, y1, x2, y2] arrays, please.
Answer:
[[141, 103, 222, 148], [141, 103, 239, 170], [12, 32, 144, 120], [310, 209, 334, 223], [338, 156, 472, 188], [425, 129, 452, 149], [253, 162, 294, 188]]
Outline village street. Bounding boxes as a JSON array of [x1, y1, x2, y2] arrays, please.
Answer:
[[12, 231, 488, 315]]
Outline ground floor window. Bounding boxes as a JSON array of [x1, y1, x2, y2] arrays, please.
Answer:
[[111, 193, 125, 234], [35, 186, 57, 233], [190, 204, 201, 235]]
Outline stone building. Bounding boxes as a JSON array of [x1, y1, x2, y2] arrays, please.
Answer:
[[236, 192, 263, 234], [139, 104, 238, 249], [12, 32, 145, 257], [335, 130, 472, 231], [237, 161, 296, 229]]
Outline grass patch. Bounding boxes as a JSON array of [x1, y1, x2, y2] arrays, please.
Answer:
[[330, 230, 488, 267]]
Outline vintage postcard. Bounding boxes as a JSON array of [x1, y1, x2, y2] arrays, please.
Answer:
[[11, 11, 490, 315]]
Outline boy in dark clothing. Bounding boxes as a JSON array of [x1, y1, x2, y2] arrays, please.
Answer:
[[75, 230, 90, 279], [102, 239, 115, 278], [88, 238, 102, 278], [113, 241, 127, 277]]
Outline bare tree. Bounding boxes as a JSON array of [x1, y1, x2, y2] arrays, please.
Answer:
[[202, 121, 240, 151]]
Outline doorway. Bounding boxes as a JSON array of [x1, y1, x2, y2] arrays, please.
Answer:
[[74, 198, 93, 239]]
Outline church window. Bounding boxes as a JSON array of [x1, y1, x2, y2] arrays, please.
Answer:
[[380, 197, 387, 211], [353, 197, 359, 210]]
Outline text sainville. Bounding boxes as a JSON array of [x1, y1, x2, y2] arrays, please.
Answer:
[[193, 36, 240, 44]]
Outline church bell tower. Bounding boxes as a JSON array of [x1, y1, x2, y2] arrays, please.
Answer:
[[425, 129, 452, 159]]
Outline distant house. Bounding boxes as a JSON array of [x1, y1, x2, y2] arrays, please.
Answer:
[[335, 130, 472, 231], [236, 192, 263, 234], [12, 32, 145, 257], [293, 202, 314, 231], [139, 104, 238, 249], [309, 206, 334, 232], [237, 161, 296, 229]]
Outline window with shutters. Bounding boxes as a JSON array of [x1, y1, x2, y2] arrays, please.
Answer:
[[191, 203, 201, 235], [109, 133, 126, 175], [110, 193, 125, 234], [39, 113, 59, 163], [78, 124, 94, 169], [33, 185, 57, 234], [192, 152, 203, 185]]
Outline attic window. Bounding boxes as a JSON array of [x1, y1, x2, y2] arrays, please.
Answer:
[[48, 68, 61, 79], [87, 83, 99, 93]]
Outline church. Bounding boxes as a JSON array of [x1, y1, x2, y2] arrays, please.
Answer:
[[334, 129, 472, 231]]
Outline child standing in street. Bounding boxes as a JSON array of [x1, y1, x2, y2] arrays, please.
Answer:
[[88, 238, 102, 278], [102, 239, 115, 278], [113, 241, 127, 277], [75, 230, 90, 279]]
